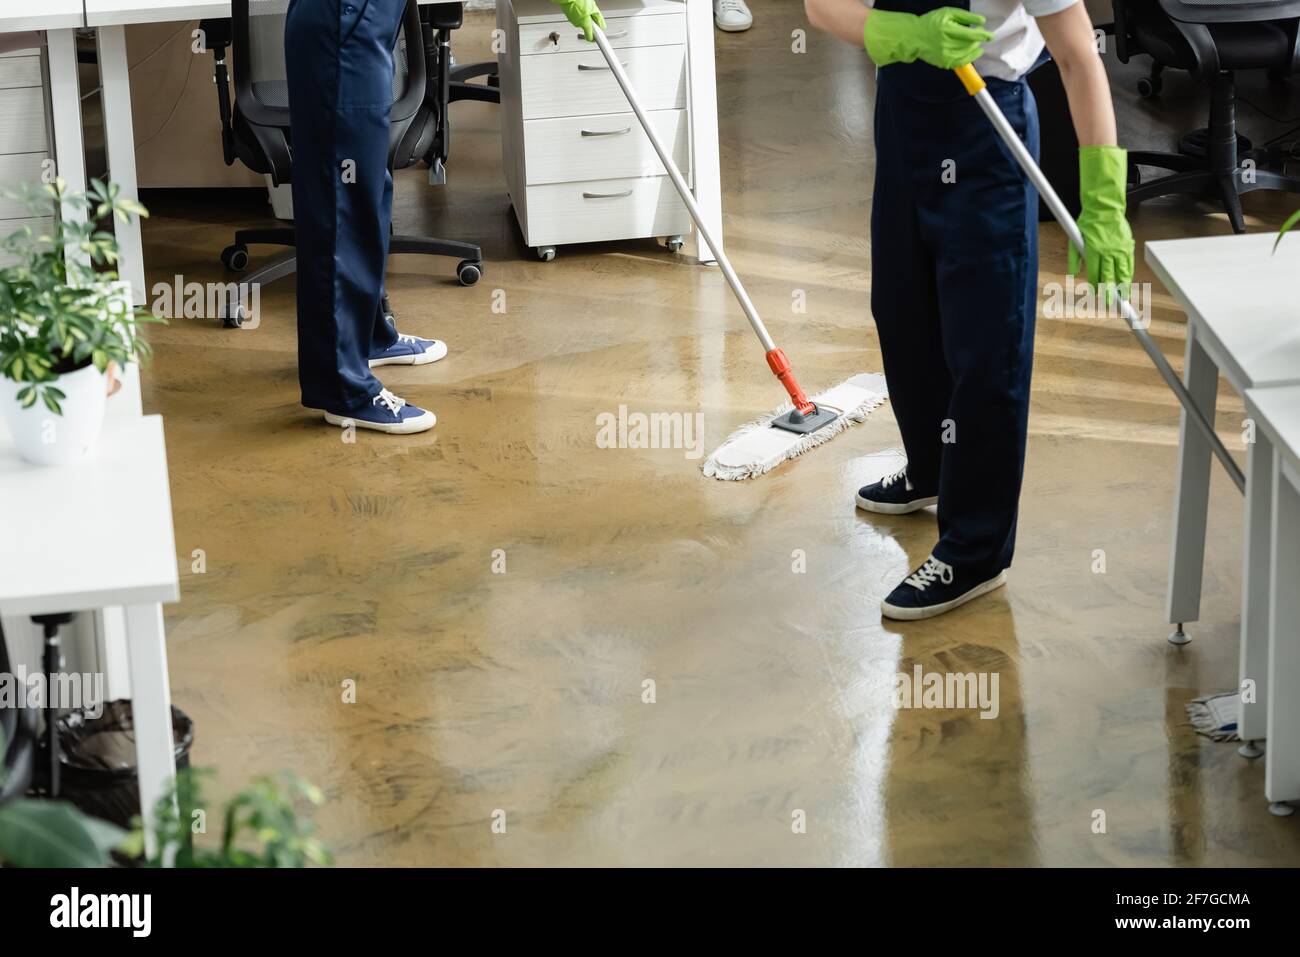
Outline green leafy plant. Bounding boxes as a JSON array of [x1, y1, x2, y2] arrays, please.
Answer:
[[126, 767, 333, 868], [0, 178, 158, 414], [0, 727, 127, 867]]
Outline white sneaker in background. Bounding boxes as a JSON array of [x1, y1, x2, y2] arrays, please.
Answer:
[[713, 0, 753, 32]]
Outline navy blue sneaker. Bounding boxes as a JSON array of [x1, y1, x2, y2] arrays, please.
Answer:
[[321, 388, 436, 435], [369, 333, 448, 368], [855, 465, 937, 515], [881, 555, 1006, 621]]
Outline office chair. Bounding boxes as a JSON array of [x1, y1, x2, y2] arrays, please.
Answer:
[[420, 2, 500, 186], [0, 619, 39, 803], [201, 0, 484, 329], [1114, 0, 1300, 233]]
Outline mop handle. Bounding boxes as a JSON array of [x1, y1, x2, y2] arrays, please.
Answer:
[[953, 64, 1244, 492], [592, 26, 775, 354]]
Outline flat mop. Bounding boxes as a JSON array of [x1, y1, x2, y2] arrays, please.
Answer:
[[590, 26, 887, 481], [952, 64, 1244, 491]]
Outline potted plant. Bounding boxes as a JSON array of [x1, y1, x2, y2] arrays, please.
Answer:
[[0, 178, 155, 465]]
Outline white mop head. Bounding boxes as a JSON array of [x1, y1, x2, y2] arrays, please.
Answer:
[[701, 373, 889, 481]]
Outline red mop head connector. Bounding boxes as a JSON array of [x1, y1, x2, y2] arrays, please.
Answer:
[[765, 348, 816, 415]]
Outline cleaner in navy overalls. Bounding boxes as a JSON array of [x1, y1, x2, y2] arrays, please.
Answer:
[[284, 0, 606, 434], [805, 0, 1134, 619]]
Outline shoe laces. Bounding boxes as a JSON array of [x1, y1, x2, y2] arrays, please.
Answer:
[[718, 0, 746, 11], [881, 466, 913, 492], [904, 556, 954, 591], [373, 389, 406, 417], [396, 333, 422, 346]]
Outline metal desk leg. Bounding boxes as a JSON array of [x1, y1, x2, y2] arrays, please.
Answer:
[[685, 0, 722, 265], [1166, 326, 1219, 644], [124, 603, 178, 859], [1239, 431, 1274, 753], [96, 26, 147, 306], [44, 29, 90, 275], [1266, 455, 1300, 815]]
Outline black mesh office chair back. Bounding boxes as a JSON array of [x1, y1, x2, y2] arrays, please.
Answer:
[[1115, 0, 1300, 233], [202, 0, 484, 328]]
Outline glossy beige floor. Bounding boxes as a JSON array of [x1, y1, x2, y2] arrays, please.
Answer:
[[138, 4, 1300, 865]]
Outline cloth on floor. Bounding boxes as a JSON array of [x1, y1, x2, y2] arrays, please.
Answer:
[[1186, 692, 1240, 742]]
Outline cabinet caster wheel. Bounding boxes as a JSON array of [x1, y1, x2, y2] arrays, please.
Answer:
[[1168, 625, 1190, 646], [457, 260, 483, 286], [536, 246, 556, 262], [665, 235, 684, 253], [1137, 75, 1161, 99], [1268, 801, 1295, 817], [1239, 741, 1263, 760], [220, 244, 249, 271], [219, 301, 250, 329]]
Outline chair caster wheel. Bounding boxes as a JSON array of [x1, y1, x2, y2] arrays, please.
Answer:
[[536, 246, 556, 262], [1239, 741, 1264, 760], [1137, 75, 1161, 99], [220, 301, 250, 328], [666, 235, 684, 253], [457, 260, 483, 286], [220, 244, 249, 271]]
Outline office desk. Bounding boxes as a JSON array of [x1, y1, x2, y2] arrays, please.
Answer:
[[0, 414, 180, 855], [1243, 385, 1300, 815], [1146, 233, 1300, 751], [28, 0, 721, 304]]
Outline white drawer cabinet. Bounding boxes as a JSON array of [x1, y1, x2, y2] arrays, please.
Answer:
[[499, 0, 693, 260]]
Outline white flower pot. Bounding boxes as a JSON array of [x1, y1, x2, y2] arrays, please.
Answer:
[[0, 364, 108, 466]]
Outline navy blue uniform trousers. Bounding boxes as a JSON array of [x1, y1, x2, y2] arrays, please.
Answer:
[[871, 56, 1040, 579], [285, 0, 402, 412]]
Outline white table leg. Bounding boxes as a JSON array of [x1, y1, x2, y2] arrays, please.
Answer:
[[1239, 431, 1274, 745], [1166, 326, 1219, 641], [1266, 456, 1300, 813], [685, 0, 722, 265], [45, 29, 90, 275], [124, 602, 177, 860], [96, 26, 146, 307]]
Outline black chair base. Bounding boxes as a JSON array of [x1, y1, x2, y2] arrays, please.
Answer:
[[1127, 70, 1300, 233], [450, 60, 500, 104], [217, 229, 484, 328]]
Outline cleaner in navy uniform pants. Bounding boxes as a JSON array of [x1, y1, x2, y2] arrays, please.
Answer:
[[284, 0, 607, 434], [804, 0, 1134, 619]]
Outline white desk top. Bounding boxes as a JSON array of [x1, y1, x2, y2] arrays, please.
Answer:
[[0, 414, 180, 617], [1246, 385, 1300, 471], [0, 2, 84, 33], [1146, 232, 1300, 391]]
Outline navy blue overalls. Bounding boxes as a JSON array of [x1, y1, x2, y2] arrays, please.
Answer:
[[870, 0, 1041, 579], [285, 0, 403, 413]]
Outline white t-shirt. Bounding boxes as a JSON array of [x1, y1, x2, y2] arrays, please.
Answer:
[[909, 0, 1080, 81]]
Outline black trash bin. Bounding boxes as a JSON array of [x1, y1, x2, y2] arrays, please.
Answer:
[[50, 700, 195, 829]]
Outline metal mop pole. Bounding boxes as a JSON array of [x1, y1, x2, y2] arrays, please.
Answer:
[[953, 64, 1244, 492], [591, 25, 818, 415]]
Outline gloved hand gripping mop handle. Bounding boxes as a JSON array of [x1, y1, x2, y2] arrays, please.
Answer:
[[592, 26, 817, 415], [952, 65, 1244, 491]]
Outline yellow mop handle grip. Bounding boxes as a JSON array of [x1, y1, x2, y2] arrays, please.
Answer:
[[954, 63, 985, 96]]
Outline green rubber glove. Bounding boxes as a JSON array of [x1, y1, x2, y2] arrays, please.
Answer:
[[552, 0, 606, 42], [862, 7, 992, 70], [1070, 145, 1135, 302]]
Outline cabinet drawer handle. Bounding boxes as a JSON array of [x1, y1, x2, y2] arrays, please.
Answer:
[[579, 29, 628, 40], [580, 126, 632, 137], [577, 61, 627, 71], [583, 189, 634, 199]]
